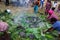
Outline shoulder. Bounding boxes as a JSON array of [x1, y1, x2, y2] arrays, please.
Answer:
[[52, 21, 60, 28]]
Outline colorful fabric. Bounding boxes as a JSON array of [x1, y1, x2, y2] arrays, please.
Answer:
[[0, 21, 8, 32], [48, 13, 58, 20], [45, 2, 51, 13], [40, 1, 44, 8], [48, 9, 54, 15], [52, 2, 57, 8], [52, 21, 60, 31], [57, 7, 60, 12], [40, 0, 44, 8], [40, 0, 44, 4], [34, 5, 38, 14]]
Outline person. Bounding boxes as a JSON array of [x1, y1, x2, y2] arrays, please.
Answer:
[[48, 7, 56, 19], [0, 0, 1, 2], [0, 20, 10, 40], [30, 0, 34, 3], [57, 4, 60, 13], [16, 0, 20, 6], [40, 0, 44, 8], [5, 0, 9, 6], [52, 1, 58, 10], [47, 7, 58, 21], [25, 0, 30, 7], [11, 0, 20, 7], [48, 7, 55, 15], [37, 0, 40, 7], [44, 18, 60, 40], [45, 0, 52, 15], [34, 1, 39, 14]]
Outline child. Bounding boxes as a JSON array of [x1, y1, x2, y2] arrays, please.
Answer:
[[48, 7, 58, 20], [45, 0, 52, 15], [57, 4, 60, 13], [44, 18, 60, 40], [34, 1, 39, 14]]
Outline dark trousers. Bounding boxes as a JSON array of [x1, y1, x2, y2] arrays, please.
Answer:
[[5, 0, 9, 6], [0, 0, 1, 2], [0, 32, 11, 40]]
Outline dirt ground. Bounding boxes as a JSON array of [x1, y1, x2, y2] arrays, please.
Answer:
[[0, 2, 34, 15], [0, 2, 60, 19]]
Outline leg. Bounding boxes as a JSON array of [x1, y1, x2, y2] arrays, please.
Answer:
[[42, 2, 44, 8], [0, 0, 1, 2], [5, 0, 9, 6], [40, 3, 42, 8]]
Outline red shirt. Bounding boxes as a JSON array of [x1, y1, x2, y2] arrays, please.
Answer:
[[48, 9, 54, 15]]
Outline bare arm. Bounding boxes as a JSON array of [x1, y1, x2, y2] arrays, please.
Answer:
[[44, 27, 55, 33]]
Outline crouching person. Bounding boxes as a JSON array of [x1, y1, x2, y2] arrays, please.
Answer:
[[44, 18, 60, 40], [47, 7, 58, 21], [0, 20, 10, 40]]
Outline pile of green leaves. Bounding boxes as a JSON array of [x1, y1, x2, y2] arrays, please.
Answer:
[[14, 12, 57, 40], [0, 10, 58, 40]]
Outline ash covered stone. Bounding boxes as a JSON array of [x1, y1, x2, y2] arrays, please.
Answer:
[[29, 34, 35, 39]]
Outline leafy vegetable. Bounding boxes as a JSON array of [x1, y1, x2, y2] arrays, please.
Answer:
[[0, 10, 57, 40]]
